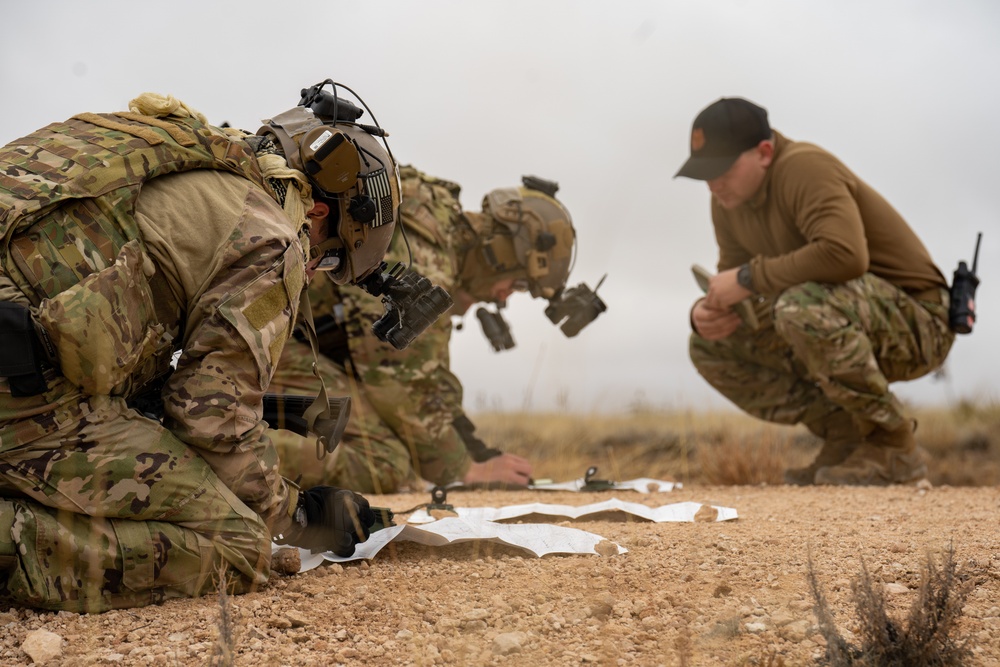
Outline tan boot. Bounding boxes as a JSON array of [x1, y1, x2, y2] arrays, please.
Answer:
[[784, 412, 864, 485], [814, 420, 927, 486]]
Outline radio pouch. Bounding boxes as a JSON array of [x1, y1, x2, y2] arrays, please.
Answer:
[[0, 302, 49, 397]]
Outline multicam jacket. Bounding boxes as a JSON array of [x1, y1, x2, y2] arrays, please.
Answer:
[[0, 107, 308, 530], [308, 164, 476, 484]]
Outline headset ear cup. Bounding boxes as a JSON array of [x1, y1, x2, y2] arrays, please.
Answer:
[[299, 127, 360, 194]]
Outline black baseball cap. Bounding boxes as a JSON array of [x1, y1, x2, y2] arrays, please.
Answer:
[[674, 98, 771, 180]]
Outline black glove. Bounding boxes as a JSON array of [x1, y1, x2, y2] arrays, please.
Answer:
[[284, 486, 376, 556]]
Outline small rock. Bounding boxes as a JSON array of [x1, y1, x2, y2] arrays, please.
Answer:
[[267, 616, 293, 629], [885, 582, 910, 595], [285, 610, 309, 628], [271, 548, 302, 576], [463, 608, 490, 622], [788, 599, 813, 612], [712, 583, 733, 598], [745, 622, 767, 634], [22, 629, 63, 663], [779, 620, 812, 642], [694, 505, 719, 522], [594, 540, 620, 557], [492, 631, 527, 655], [770, 610, 796, 627]]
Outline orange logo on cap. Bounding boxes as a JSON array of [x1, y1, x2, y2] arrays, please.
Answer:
[[691, 127, 705, 151], [691, 128, 705, 152]]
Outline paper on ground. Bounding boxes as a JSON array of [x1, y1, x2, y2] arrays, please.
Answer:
[[273, 516, 626, 571], [528, 477, 681, 493], [408, 498, 737, 525]]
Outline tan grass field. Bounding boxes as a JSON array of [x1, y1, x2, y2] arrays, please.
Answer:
[[475, 402, 1000, 488]]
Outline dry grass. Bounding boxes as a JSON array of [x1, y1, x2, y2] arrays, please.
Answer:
[[473, 401, 1000, 486], [209, 568, 236, 667], [807, 545, 973, 666]]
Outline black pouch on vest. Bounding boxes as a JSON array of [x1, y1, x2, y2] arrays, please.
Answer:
[[0, 302, 49, 397]]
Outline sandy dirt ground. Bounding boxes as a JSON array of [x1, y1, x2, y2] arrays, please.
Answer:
[[1, 483, 998, 666]]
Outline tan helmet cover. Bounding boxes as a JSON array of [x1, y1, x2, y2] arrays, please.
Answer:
[[478, 185, 576, 298], [257, 107, 399, 285]]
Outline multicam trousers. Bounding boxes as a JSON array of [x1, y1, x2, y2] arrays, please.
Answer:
[[689, 273, 954, 432], [0, 393, 270, 612]]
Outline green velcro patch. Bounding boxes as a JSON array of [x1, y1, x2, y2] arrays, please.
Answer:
[[243, 281, 288, 331]]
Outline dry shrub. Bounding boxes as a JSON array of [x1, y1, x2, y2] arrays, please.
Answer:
[[916, 402, 1000, 486], [807, 545, 973, 666], [698, 431, 788, 485], [209, 568, 236, 667]]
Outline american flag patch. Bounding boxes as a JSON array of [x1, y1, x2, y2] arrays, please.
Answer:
[[364, 168, 394, 227]]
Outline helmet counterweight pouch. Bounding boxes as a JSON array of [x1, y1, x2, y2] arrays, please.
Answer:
[[299, 127, 360, 195]]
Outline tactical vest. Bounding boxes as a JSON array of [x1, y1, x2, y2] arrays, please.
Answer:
[[396, 165, 463, 251], [0, 111, 272, 303], [0, 111, 275, 398]]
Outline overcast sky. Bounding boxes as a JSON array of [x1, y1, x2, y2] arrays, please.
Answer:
[[3, 0, 998, 414]]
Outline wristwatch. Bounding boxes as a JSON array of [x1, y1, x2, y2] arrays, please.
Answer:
[[737, 263, 755, 293]]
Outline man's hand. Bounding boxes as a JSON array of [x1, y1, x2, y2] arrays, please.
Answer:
[[691, 298, 742, 341], [704, 267, 752, 311], [462, 453, 532, 488], [277, 486, 376, 556]]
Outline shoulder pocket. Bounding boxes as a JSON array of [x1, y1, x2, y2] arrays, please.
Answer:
[[35, 239, 167, 395], [217, 245, 303, 388]]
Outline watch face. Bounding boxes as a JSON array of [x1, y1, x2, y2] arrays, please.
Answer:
[[738, 265, 753, 291]]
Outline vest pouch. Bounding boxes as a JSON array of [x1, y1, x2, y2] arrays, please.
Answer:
[[34, 240, 166, 396], [0, 302, 49, 397]]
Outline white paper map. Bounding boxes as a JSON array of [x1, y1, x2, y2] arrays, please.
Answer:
[[275, 516, 626, 570], [408, 498, 737, 524]]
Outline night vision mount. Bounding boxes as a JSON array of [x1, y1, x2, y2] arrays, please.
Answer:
[[298, 81, 387, 138]]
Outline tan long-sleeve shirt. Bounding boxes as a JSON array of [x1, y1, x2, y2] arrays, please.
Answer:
[[712, 131, 947, 296]]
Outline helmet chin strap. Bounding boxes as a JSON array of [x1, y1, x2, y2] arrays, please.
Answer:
[[309, 236, 345, 272]]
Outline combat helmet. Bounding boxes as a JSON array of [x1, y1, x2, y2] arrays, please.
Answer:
[[458, 176, 606, 352], [257, 80, 400, 286], [460, 175, 576, 301]]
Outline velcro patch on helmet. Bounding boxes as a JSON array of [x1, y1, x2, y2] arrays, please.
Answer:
[[526, 250, 550, 279], [364, 168, 395, 228]]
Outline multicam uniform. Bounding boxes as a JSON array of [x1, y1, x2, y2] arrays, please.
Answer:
[[0, 100, 312, 611], [690, 131, 954, 438], [270, 165, 475, 493]]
